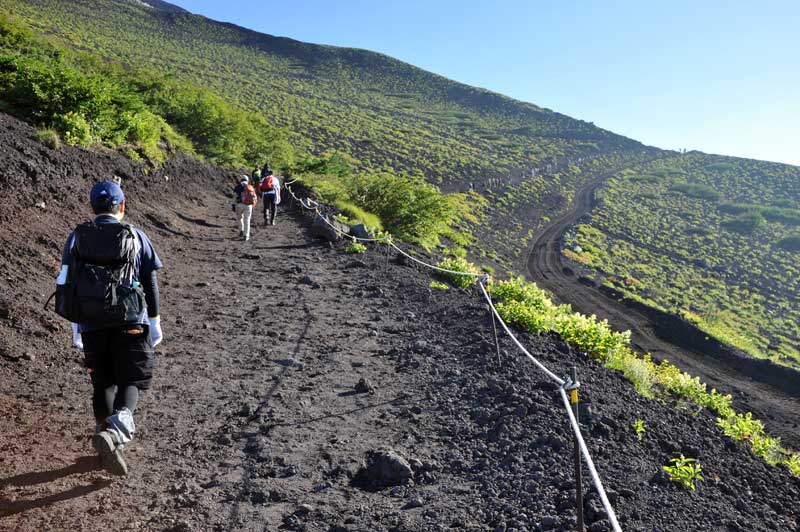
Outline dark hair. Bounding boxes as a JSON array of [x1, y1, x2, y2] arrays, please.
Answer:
[[92, 200, 122, 215]]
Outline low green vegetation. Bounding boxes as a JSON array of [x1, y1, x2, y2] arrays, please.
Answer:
[[344, 241, 367, 254], [429, 280, 450, 291], [663, 455, 704, 491], [566, 153, 800, 367], [35, 127, 60, 149], [0, 13, 291, 166], [632, 419, 646, 441], [295, 157, 480, 248], [435, 257, 481, 289], [488, 276, 799, 476]]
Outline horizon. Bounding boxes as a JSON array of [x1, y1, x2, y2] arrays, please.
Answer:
[[167, 0, 800, 167]]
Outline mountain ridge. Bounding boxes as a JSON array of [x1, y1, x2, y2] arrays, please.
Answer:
[[5, 0, 643, 184]]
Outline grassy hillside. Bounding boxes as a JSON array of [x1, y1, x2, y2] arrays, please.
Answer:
[[2, 0, 797, 370], [1, 0, 642, 184], [565, 153, 800, 367]]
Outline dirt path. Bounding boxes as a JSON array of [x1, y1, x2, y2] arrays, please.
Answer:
[[2, 114, 800, 531], [525, 168, 800, 447]]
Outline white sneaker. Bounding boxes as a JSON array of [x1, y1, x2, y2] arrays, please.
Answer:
[[92, 430, 128, 476]]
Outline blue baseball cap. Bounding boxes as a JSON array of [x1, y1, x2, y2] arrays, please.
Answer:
[[90, 180, 125, 210]]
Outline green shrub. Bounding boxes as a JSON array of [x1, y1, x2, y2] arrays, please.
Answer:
[[344, 241, 367, 254], [429, 280, 450, 291], [632, 419, 646, 441], [334, 200, 383, 233], [663, 455, 703, 490], [670, 182, 722, 202], [722, 212, 766, 234], [436, 257, 480, 289], [35, 128, 60, 149], [56, 111, 94, 147]]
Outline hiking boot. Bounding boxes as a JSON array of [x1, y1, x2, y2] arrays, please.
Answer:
[[92, 430, 128, 476]]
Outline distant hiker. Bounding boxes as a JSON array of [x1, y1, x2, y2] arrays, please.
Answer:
[[252, 167, 261, 183], [261, 162, 271, 178], [233, 175, 258, 240], [259, 171, 281, 225], [53, 180, 163, 476]]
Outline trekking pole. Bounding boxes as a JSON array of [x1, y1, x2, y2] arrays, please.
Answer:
[[568, 367, 584, 531]]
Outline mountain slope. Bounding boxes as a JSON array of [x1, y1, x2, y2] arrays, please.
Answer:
[[0, 113, 799, 531], [3, 0, 643, 183]]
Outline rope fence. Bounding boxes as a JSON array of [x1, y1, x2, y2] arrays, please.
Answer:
[[282, 182, 622, 531]]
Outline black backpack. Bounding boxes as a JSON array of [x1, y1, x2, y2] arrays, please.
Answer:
[[50, 222, 146, 326]]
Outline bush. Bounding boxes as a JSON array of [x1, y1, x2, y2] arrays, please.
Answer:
[[722, 212, 766, 234], [436, 257, 480, 289], [429, 280, 450, 291], [670, 183, 722, 202], [56, 111, 94, 147], [35, 128, 60, 149], [344, 241, 367, 254]]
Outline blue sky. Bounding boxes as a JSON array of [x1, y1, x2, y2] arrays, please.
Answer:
[[170, 0, 799, 166]]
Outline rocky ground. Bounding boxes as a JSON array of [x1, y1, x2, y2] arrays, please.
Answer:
[[1, 113, 799, 531]]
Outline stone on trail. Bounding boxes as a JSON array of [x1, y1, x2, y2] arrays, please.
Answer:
[[356, 449, 414, 488], [311, 213, 349, 242], [349, 223, 373, 240], [354, 378, 374, 394]]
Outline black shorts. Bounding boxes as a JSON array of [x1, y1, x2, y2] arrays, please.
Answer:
[[82, 326, 155, 390]]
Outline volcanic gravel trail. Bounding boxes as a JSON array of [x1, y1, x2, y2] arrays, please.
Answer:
[[525, 168, 800, 448], [1, 114, 800, 531]]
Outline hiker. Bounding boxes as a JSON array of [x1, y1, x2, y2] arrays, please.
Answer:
[[233, 175, 257, 240], [251, 166, 261, 183], [259, 170, 281, 225], [54, 180, 163, 476]]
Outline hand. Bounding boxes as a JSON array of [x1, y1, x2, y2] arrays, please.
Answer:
[[149, 316, 163, 347], [71, 323, 83, 350]]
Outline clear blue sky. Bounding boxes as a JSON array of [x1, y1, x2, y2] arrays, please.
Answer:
[[170, 0, 799, 166]]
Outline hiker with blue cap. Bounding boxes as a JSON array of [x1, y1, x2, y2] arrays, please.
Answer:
[[51, 180, 164, 476]]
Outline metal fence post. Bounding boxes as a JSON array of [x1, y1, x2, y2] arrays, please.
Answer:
[[571, 366, 584, 531]]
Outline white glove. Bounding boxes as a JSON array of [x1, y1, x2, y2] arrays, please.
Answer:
[[71, 323, 83, 350], [149, 316, 163, 347]]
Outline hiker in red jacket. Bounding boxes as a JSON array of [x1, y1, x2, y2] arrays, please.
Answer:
[[258, 170, 281, 226]]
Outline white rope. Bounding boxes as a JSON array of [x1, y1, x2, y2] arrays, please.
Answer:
[[387, 240, 484, 278], [559, 385, 623, 532], [312, 209, 390, 243], [477, 281, 565, 385]]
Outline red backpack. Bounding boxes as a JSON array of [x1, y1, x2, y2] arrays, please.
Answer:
[[261, 175, 276, 192]]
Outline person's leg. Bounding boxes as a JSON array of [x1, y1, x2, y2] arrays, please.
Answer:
[[82, 329, 115, 426], [112, 385, 139, 413], [269, 196, 277, 224], [262, 195, 269, 224], [108, 327, 155, 445], [236, 204, 245, 236], [243, 205, 252, 240]]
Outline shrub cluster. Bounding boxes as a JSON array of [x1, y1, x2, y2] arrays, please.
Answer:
[[0, 15, 291, 167], [488, 277, 800, 476]]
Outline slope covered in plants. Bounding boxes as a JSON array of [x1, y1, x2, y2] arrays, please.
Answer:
[[2, 0, 643, 184], [565, 153, 800, 367]]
